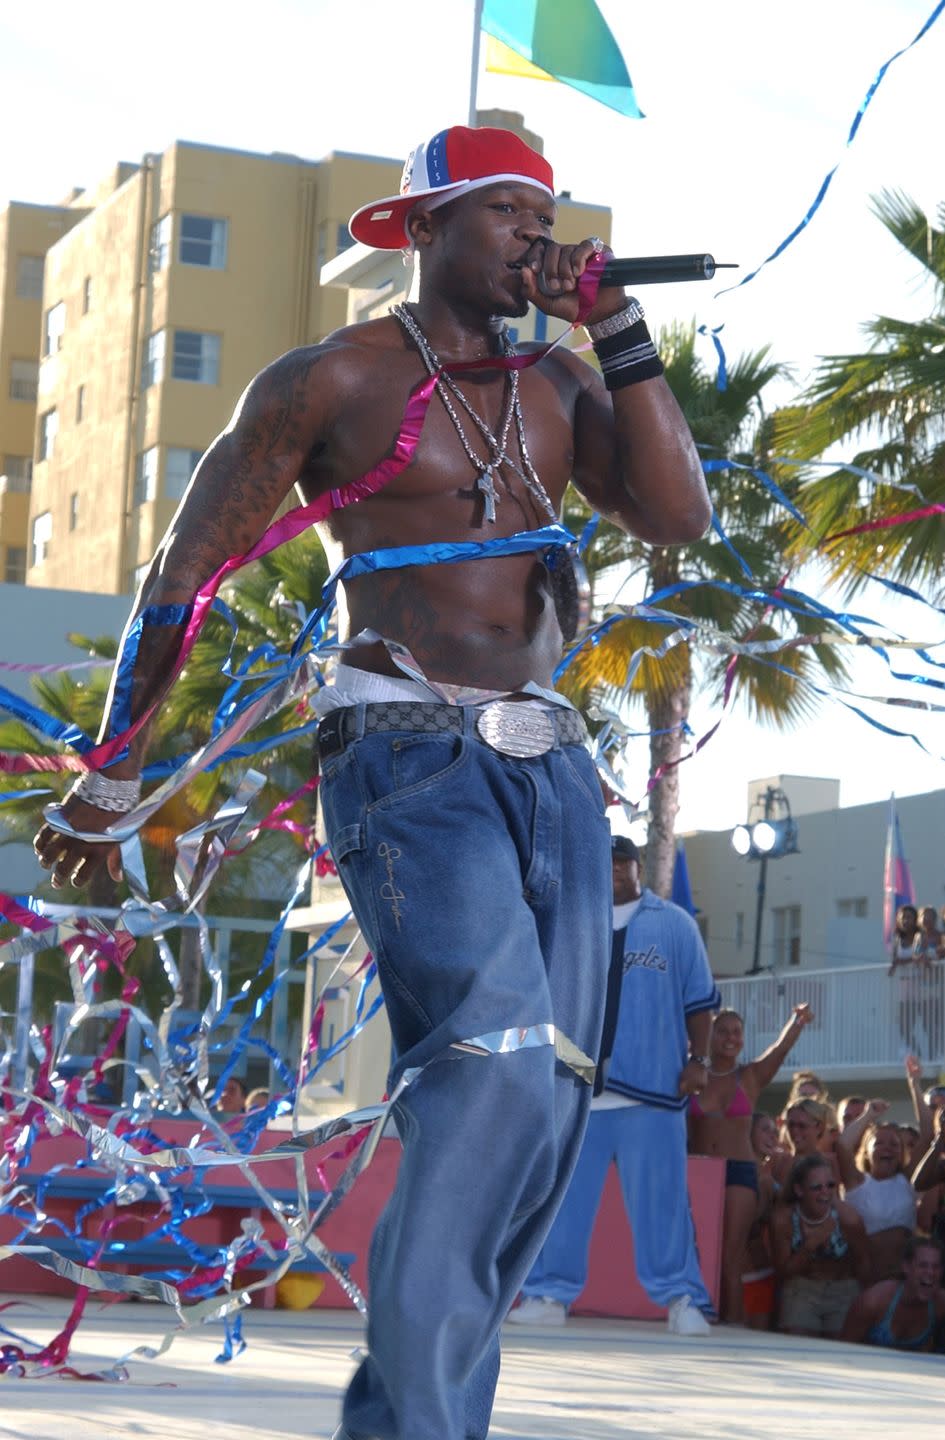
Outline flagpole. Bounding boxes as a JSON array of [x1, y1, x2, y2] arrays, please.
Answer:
[[469, 0, 484, 126]]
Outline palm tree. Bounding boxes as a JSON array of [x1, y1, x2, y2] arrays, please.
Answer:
[[775, 190, 945, 596], [559, 323, 849, 897]]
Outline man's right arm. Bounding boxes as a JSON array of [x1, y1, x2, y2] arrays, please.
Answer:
[[34, 344, 332, 887]]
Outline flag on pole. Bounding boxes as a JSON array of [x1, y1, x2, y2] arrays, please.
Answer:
[[671, 840, 698, 917], [882, 794, 915, 946], [482, 0, 643, 119]]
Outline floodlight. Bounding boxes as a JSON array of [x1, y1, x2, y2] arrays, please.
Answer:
[[752, 821, 777, 854], [731, 824, 752, 856]]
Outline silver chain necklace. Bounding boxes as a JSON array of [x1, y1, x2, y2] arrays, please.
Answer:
[[392, 303, 557, 525]]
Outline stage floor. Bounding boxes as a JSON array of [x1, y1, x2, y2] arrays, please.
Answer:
[[1, 1298, 941, 1439]]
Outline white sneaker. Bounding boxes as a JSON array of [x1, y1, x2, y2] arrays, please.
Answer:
[[666, 1295, 711, 1336], [506, 1295, 567, 1326]]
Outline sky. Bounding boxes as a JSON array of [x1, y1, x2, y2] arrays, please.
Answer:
[[2, 0, 944, 834]]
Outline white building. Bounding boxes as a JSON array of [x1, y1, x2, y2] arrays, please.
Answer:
[[683, 776, 945, 1093]]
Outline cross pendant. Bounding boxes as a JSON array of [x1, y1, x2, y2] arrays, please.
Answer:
[[477, 467, 498, 523]]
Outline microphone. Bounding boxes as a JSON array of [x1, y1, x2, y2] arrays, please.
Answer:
[[599, 254, 738, 286]]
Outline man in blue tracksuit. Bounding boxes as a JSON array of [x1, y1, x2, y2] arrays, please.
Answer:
[[508, 835, 720, 1334]]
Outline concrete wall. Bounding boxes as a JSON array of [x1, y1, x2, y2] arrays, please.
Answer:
[[18, 140, 402, 597], [683, 787, 945, 977]]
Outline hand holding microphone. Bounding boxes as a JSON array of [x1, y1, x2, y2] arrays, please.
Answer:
[[520, 236, 737, 327]]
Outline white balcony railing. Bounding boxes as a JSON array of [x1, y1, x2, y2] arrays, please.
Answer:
[[717, 963, 945, 1080]]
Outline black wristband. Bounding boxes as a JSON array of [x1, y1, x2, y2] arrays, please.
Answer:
[[593, 318, 664, 390]]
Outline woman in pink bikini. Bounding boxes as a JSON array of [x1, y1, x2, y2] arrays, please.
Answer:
[[689, 1003, 814, 1322]]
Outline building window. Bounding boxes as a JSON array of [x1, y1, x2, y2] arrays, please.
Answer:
[[31, 510, 52, 567], [836, 897, 868, 919], [69, 491, 79, 531], [9, 359, 39, 403], [165, 446, 203, 500], [4, 546, 27, 584], [76, 384, 86, 423], [335, 222, 355, 256], [179, 215, 228, 269], [143, 330, 166, 389], [83, 276, 92, 313], [43, 301, 66, 357], [772, 905, 802, 968], [172, 331, 220, 384], [39, 409, 59, 461], [2, 456, 33, 492], [134, 448, 159, 505], [16, 255, 44, 300], [150, 214, 172, 273]]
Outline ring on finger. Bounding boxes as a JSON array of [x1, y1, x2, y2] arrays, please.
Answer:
[[588, 236, 604, 254]]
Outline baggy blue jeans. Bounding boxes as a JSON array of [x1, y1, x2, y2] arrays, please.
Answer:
[[317, 706, 611, 1440], [522, 1105, 713, 1314]]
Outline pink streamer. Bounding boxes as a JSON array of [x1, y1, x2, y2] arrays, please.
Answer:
[[223, 777, 319, 856], [823, 503, 945, 546]]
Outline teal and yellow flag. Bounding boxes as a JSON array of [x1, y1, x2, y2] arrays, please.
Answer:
[[482, 0, 643, 119]]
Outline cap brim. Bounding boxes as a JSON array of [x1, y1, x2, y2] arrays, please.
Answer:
[[349, 181, 470, 250]]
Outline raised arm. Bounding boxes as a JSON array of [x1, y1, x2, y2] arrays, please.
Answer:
[[912, 1134, 945, 1192], [34, 344, 333, 889], [837, 1098, 889, 1193], [904, 1054, 934, 1160], [567, 354, 711, 544], [743, 1003, 815, 1093]]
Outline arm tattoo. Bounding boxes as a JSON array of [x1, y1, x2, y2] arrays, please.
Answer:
[[98, 347, 330, 757]]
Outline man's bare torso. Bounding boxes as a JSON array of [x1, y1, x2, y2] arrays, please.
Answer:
[[296, 314, 587, 691]]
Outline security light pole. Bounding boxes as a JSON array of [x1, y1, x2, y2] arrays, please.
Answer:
[[749, 788, 776, 975]]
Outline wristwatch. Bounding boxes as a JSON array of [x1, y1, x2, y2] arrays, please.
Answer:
[[689, 1054, 710, 1068]]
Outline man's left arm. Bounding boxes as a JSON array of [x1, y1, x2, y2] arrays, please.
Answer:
[[570, 354, 712, 545], [521, 240, 711, 544], [678, 917, 721, 1095], [680, 1009, 712, 1097]]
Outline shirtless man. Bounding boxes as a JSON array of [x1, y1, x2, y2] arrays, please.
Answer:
[[34, 126, 709, 1440]]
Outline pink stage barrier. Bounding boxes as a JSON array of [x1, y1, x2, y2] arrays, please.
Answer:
[[0, 1129, 724, 1319]]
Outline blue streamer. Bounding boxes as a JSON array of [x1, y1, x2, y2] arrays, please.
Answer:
[[716, 0, 945, 297], [710, 511, 753, 578], [701, 458, 807, 526], [697, 323, 728, 391]]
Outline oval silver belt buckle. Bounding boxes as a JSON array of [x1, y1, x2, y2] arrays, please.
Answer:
[[475, 701, 555, 758]]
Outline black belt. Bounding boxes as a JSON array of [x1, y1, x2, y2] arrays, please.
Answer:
[[317, 700, 587, 761]]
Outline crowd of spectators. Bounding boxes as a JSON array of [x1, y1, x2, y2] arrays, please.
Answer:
[[695, 1022, 945, 1352]]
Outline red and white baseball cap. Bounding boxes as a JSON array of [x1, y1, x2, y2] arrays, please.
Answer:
[[349, 125, 555, 251]]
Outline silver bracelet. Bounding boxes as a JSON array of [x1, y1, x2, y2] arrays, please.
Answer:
[[586, 298, 645, 342], [68, 770, 142, 813]]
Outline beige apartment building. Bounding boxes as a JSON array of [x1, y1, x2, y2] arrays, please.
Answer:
[[25, 141, 402, 594], [0, 200, 85, 585]]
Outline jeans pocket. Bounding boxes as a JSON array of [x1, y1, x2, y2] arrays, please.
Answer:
[[364, 732, 469, 811]]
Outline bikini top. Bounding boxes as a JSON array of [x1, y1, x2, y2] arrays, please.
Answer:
[[844, 1173, 916, 1235], [689, 1069, 752, 1121], [867, 1284, 935, 1350], [790, 1204, 849, 1261]]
